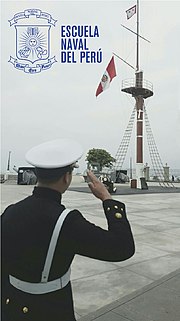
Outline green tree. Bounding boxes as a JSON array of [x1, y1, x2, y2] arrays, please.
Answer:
[[86, 148, 115, 171]]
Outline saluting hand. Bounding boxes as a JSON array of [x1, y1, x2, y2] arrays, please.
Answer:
[[87, 170, 112, 201]]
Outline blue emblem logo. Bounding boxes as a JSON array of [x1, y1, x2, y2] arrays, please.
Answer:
[[8, 9, 57, 74]]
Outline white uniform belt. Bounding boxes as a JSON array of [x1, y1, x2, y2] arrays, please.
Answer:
[[9, 268, 71, 295]]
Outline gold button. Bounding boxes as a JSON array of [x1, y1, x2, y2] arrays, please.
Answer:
[[6, 298, 10, 305], [107, 207, 110, 211], [114, 205, 118, 209], [115, 213, 122, 219], [22, 307, 29, 313]]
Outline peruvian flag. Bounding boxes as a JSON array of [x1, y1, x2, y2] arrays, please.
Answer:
[[96, 56, 116, 97], [126, 5, 136, 19]]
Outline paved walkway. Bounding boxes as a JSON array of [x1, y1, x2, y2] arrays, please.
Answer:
[[1, 176, 180, 320], [79, 268, 180, 321]]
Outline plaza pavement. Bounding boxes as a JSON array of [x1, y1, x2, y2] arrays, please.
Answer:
[[79, 268, 180, 321], [1, 176, 180, 320]]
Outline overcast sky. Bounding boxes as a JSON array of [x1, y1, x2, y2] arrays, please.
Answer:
[[1, 0, 180, 173]]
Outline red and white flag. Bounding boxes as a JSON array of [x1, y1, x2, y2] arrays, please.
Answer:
[[126, 5, 136, 19], [96, 56, 116, 97]]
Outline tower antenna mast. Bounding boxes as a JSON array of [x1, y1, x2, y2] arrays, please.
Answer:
[[120, 0, 153, 188], [114, 1, 172, 188], [136, 0, 139, 71]]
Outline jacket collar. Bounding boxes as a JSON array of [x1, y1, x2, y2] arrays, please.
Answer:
[[32, 186, 62, 203]]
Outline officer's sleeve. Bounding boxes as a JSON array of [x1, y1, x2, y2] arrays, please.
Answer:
[[67, 199, 135, 262]]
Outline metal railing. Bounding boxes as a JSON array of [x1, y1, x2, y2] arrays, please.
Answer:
[[122, 78, 153, 92]]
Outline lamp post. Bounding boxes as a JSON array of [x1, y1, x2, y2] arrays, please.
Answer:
[[7, 151, 12, 171]]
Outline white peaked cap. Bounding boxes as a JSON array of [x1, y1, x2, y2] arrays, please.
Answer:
[[25, 138, 83, 169]]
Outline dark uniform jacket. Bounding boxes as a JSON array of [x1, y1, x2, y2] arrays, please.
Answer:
[[1, 186, 135, 321]]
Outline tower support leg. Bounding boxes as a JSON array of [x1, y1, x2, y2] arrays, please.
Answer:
[[135, 95, 144, 189], [136, 162, 144, 188]]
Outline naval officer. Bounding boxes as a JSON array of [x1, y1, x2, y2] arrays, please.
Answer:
[[1, 138, 135, 321]]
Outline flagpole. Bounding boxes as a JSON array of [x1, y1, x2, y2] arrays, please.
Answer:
[[112, 52, 135, 70], [136, 0, 139, 71], [135, 0, 144, 188]]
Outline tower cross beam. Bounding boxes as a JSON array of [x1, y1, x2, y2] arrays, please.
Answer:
[[121, 24, 151, 43]]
